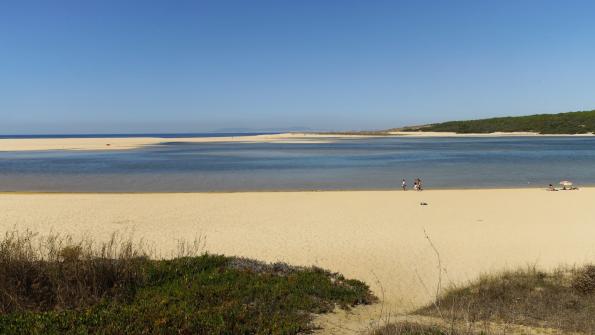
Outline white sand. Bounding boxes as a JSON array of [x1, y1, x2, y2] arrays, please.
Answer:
[[4, 132, 593, 152], [1, 188, 594, 328], [0, 133, 377, 152]]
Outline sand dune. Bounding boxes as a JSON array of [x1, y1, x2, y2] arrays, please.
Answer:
[[1, 188, 594, 333]]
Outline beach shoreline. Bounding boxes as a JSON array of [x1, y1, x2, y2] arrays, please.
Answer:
[[0, 133, 373, 152], [1, 131, 594, 152], [2, 188, 594, 323], [0, 185, 590, 194]]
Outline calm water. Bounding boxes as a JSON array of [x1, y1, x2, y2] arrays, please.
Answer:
[[1, 136, 594, 192]]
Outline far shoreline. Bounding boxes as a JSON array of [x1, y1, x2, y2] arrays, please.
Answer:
[[1, 131, 594, 152]]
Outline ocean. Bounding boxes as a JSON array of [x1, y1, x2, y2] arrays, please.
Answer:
[[1, 135, 594, 192]]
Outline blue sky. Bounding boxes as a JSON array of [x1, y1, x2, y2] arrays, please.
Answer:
[[1, 0, 595, 134]]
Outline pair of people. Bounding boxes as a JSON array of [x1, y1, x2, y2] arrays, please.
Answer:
[[402, 178, 423, 191]]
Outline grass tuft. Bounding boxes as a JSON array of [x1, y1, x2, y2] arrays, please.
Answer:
[[373, 322, 461, 335], [413, 265, 595, 333], [572, 265, 595, 295]]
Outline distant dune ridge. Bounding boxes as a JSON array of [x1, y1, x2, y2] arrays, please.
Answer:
[[2, 110, 595, 153], [309, 109, 595, 136], [397, 109, 595, 134]]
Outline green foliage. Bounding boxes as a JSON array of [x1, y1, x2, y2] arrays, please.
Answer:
[[401, 110, 595, 134], [0, 254, 375, 335]]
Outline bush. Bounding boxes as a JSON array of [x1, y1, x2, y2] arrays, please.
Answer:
[[572, 265, 595, 295], [0, 230, 147, 313], [0, 230, 376, 334], [399, 110, 595, 134]]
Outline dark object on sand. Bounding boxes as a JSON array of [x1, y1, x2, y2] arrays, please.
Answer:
[[420, 202, 428, 206]]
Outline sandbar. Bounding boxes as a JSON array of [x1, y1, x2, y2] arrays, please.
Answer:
[[3, 132, 593, 152]]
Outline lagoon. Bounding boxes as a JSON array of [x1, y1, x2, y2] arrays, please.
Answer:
[[1, 136, 594, 192]]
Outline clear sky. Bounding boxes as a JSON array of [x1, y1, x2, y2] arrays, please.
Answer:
[[2, 0, 595, 134]]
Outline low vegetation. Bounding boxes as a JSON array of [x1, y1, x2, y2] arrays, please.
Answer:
[[376, 265, 595, 334], [422, 265, 595, 333], [0, 230, 376, 334], [374, 322, 456, 335], [399, 109, 595, 134]]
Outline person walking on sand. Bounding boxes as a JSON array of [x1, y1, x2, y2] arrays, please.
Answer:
[[402, 178, 407, 191], [413, 178, 422, 191]]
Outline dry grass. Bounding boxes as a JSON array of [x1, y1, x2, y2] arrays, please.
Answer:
[[372, 226, 595, 335], [0, 229, 375, 334], [373, 322, 461, 335], [0, 229, 149, 313], [372, 265, 594, 334]]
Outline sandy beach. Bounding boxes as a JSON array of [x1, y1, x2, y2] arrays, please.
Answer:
[[0, 133, 374, 152], [1, 188, 594, 332], [3, 132, 594, 152]]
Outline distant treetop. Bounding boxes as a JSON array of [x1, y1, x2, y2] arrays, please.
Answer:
[[398, 110, 595, 134]]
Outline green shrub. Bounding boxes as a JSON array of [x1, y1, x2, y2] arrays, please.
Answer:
[[399, 110, 595, 134], [0, 231, 376, 334]]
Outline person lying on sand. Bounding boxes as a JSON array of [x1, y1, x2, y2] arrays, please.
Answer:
[[547, 184, 557, 191]]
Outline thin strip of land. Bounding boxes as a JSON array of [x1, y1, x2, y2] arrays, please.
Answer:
[[2, 130, 594, 152], [4, 109, 595, 152], [0, 133, 379, 152]]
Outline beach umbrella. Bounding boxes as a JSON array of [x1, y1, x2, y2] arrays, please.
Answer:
[[559, 180, 573, 186]]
